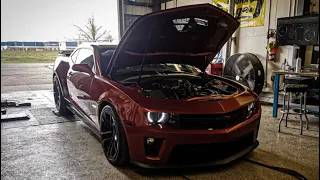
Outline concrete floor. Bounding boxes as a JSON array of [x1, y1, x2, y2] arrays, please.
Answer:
[[1, 64, 319, 179], [1, 63, 54, 93], [1, 90, 319, 180]]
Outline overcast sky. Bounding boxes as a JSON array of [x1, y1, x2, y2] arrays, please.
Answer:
[[1, 0, 119, 42]]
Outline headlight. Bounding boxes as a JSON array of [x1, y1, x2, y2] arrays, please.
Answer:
[[146, 112, 169, 124], [246, 102, 256, 119]]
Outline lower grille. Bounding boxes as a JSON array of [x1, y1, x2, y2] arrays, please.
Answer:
[[168, 132, 254, 165], [170, 107, 247, 130]]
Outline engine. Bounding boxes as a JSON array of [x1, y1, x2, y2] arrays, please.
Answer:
[[139, 77, 234, 100]]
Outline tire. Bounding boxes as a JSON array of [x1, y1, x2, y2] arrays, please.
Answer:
[[100, 105, 129, 166], [53, 75, 73, 116]]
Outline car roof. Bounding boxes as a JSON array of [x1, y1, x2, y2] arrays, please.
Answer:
[[78, 42, 118, 48]]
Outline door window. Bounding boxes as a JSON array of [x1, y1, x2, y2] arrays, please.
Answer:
[[70, 49, 79, 63], [76, 48, 96, 73]]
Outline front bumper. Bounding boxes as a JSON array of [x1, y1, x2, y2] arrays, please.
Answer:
[[125, 113, 261, 168], [131, 140, 259, 168]]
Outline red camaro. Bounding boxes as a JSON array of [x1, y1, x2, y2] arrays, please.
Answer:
[[53, 4, 261, 168]]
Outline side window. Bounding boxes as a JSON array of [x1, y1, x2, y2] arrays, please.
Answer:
[[75, 48, 95, 73], [70, 49, 79, 63]]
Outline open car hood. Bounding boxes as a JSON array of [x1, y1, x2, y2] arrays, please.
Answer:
[[108, 4, 239, 74]]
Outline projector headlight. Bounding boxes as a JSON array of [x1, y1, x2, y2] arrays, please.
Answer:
[[146, 112, 169, 124], [246, 102, 256, 119]]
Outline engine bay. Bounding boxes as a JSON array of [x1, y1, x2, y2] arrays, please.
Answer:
[[137, 75, 240, 100]]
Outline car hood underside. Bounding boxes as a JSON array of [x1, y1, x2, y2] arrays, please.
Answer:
[[108, 4, 239, 73]]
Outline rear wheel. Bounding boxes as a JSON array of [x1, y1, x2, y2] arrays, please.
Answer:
[[53, 75, 73, 116], [100, 105, 129, 166]]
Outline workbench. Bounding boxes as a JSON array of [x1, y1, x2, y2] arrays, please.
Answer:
[[272, 70, 319, 118]]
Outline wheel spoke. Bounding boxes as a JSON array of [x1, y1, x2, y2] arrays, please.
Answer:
[[111, 141, 118, 158], [102, 137, 113, 145], [107, 139, 115, 156], [113, 141, 118, 152], [111, 117, 115, 127], [101, 131, 112, 136]]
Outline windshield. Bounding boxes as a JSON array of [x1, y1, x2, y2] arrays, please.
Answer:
[[99, 47, 116, 76], [113, 63, 199, 76]]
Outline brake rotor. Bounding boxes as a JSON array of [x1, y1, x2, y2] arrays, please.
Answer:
[[223, 53, 265, 95]]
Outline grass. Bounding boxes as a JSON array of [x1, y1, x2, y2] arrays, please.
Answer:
[[1, 50, 59, 63]]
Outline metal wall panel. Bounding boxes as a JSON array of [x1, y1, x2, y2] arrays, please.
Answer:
[[118, 0, 161, 38]]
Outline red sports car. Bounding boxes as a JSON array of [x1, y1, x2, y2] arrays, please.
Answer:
[[53, 4, 261, 168]]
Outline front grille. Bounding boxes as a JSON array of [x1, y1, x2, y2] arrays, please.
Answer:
[[168, 132, 254, 165], [169, 107, 247, 130]]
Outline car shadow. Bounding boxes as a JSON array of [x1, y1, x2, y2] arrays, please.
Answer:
[[116, 158, 243, 178]]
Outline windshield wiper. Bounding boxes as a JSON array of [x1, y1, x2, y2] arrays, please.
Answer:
[[113, 70, 161, 76], [158, 71, 192, 74]]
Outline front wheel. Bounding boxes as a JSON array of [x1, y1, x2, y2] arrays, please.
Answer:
[[100, 105, 129, 166]]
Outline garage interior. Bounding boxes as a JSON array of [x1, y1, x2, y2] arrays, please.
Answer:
[[1, 0, 319, 179]]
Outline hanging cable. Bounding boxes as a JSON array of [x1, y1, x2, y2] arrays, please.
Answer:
[[244, 158, 307, 180]]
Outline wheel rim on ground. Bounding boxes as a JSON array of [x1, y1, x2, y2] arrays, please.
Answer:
[[101, 113, 119, 161]]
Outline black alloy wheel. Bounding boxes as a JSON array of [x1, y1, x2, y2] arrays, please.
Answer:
[[53, 75, 73, 116], [101, 114, 119, 161], [100, 106, 129, 166]]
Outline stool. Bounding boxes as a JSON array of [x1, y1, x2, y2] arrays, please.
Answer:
[[278, 84, 309, 135]]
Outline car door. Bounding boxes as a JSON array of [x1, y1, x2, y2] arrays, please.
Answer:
[[87, 48, 117, 126], [67, 48, 95, 118]]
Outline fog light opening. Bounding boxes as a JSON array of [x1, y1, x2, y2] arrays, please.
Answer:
[[146, 137, 155, 145]]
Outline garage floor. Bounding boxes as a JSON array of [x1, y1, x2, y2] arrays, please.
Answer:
[[1, 90, 318, 180], [1, 64, 319, 180]]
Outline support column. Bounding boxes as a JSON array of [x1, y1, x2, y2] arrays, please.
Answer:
[[117, 0, 125, 39]]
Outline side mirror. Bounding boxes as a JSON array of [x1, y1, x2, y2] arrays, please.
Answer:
[[72, 64, 93, 75]]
